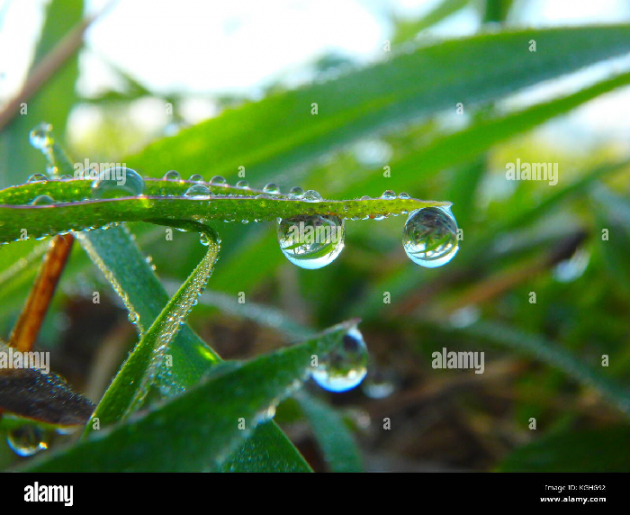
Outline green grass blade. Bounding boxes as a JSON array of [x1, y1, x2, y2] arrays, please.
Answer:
[[25, 321, 358, 472]]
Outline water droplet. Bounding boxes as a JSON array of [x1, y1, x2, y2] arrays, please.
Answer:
[[362, 368, 396, 399], [236, 180, 249, 189], [398, 192, 410, 199], [184, 184, 211, 198], [312, 327, 368, 392], [91, 167, 144, 199], [27, 173, 47, 183], [7, 426, 48, 457], [189, 174, 204, 182], [403, 207, 459, 268], [263, 183, 280, 194], [31, 194, 55, 206], [163, 170, 181, 181], [199, 233, 212, 246], [360, 195, 371, 201], [29, 123, 53, 150], [277, 215, 345, 269], [210, 175, 226, 185], [303, 189, 322, 201], [381, 190, 396, 199], [288, 186, 304, 199]]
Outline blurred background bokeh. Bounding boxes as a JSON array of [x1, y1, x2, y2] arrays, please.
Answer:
[[1, 0, 630, 471]]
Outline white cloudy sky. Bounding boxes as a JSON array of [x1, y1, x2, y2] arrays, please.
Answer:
[[1, 0, 630, 148]]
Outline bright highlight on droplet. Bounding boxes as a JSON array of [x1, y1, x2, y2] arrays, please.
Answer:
[[312, 327, 368, 392], [403, 206, 459, 268], [29, 123, 54, 151], [277, 214, 345, 269], [91, 167, 145, 199]]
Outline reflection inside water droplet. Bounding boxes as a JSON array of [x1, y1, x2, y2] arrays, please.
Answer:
[[277, 215, 344, 269], [403, 206, 459, 268], [7, 426, 48, 457], [263, 183, 280, 194], [312, 327, 368, 392], [91, 167, 144, 199], [163, 170, 181, 181]]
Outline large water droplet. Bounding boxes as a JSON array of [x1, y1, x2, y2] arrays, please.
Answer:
[[91, 167, 144, 199], [277, 215, 345, 269], [31, 195, 55, 206], [403, 206, 459, 268], [184, 184, 211, 198], [312, 327, 368, 392], [29, 123, 53, 150], [7, 426, 48, 457], [163, 170, 181, 181]]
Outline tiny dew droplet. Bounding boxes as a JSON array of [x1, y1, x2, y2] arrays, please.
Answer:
[[163, 170, 181, 181], [29, 123, 54, 150], [7, 426, 49, 457], [277, 215, 345, 269], [27, 173, 47, 183], [381, 190, 396, 199], [398, 192, 410, 199], [210, 175, 226, 185], [199, 233, 213, 246], [91, 167, 144, 199], [288, 186, 304, 199], [184, 184, 211, 198], [403, 206, 459, 268], [236, 180, 249, 189], [263, 182, 280, 194], [312, 327, 368, 392], [189, 174, 204, 182], [303, 189, 322, 201], [31, 194, 55, 206]]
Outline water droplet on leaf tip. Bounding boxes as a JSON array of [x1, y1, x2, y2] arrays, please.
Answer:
[[7, 426, 48, 457], [312, 327, 368, 392], [403, 206, 459, 268]]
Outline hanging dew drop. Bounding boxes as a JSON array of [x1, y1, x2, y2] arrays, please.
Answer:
[[91, 167, 144, 199], [189, 174, 204, 182], [30, 194, 55, 206], [27, 173, 47, 183], [277, 215, 345, 269], [184, 184, 211, 198], [312, 327, 368, 392], [29, 123, 53, 150], [199, 233, 212, 246], [163, 170, 181, 181], [7, 426, 49, 457], [403, 206, 459, 268]]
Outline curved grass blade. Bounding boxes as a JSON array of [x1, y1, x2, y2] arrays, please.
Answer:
[[87, 222, 220, 429], [25, 320, 359, 472]]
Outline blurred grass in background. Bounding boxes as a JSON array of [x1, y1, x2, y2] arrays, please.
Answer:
[[1, 0, 629, 471]]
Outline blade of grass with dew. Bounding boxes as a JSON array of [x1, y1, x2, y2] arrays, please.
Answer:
[[25, 321, 358, 472]]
